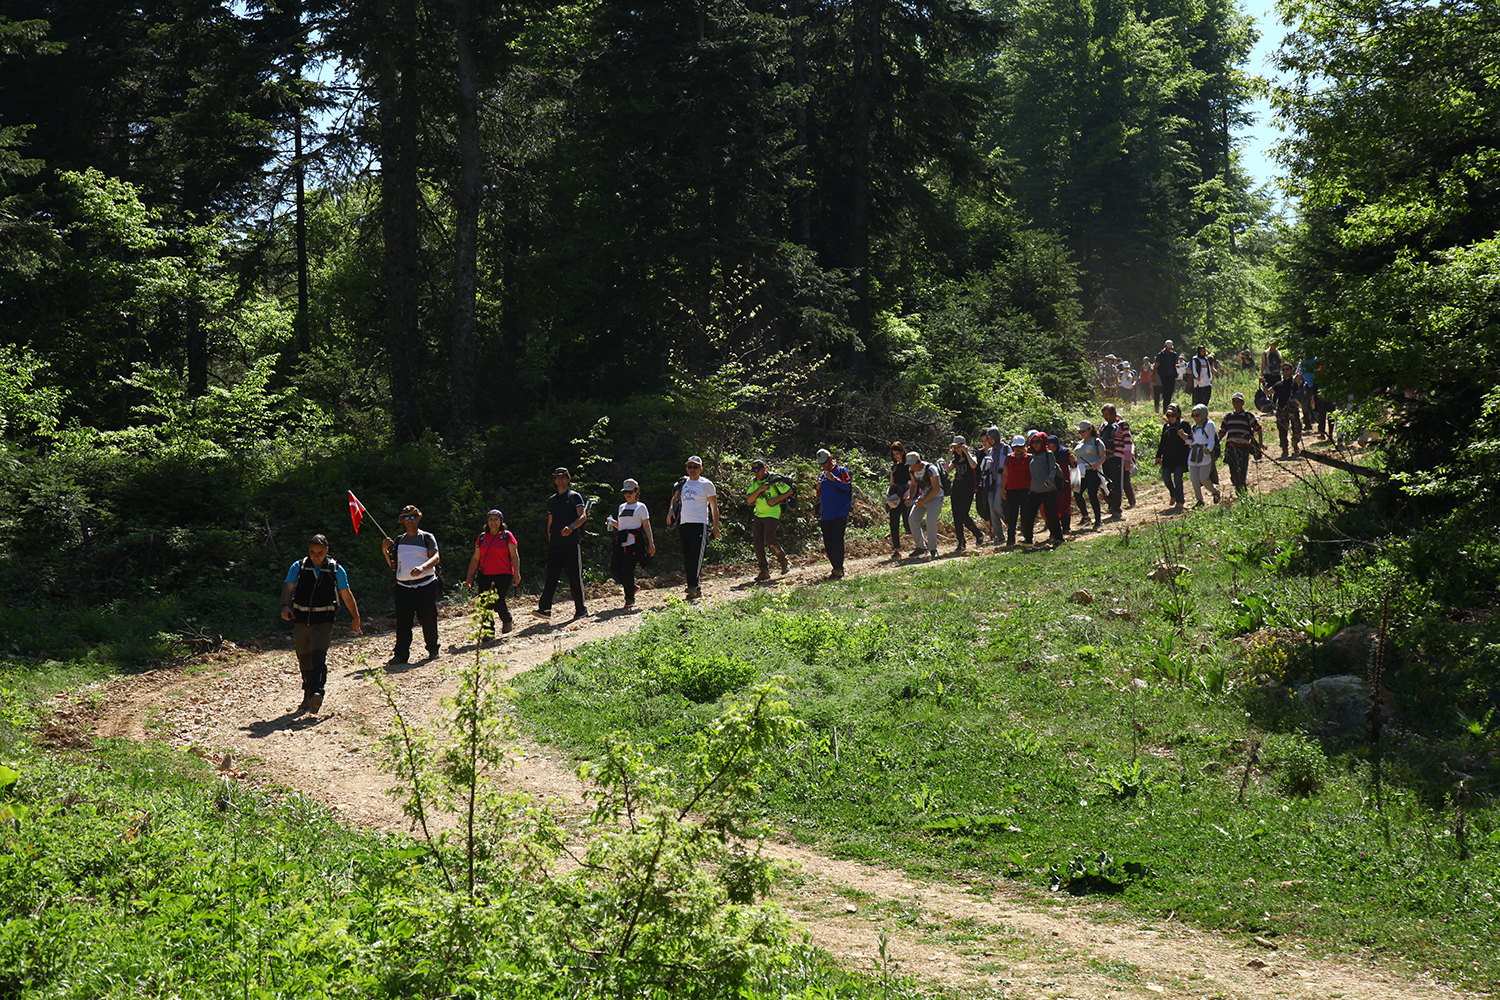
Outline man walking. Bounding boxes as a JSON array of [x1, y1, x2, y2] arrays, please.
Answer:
[[383, 505, 440, 663], [1098, 403, 1125, 520], [1154, 340, 1180, 411], [533, 467, 589, 620], [1221, 391, 1264, 494], [905, 451, 946, 558], [1270, 363, 1305, 459], [1188, 346, 1216, 407], [667, 455, 720, 598], [982, 425, 1007, 543], [816, 448, 853, 579], [945, 436, 985, 552], [746, 459, 792, 582], [281, 533, 361, 714]]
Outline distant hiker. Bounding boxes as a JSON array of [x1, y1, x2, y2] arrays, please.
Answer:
[[1154, 340, 1181, 411], [382, 505, 440, 664], [885, 441, 912, 559], [1099, 403, 1125, 520], [974, 429, 995, 539], [983, 426, 1009, 545], [816, 448, 853, 579], [1221, 392, 1264, 494], [1021, 432, 1064, 546], [1119, 363, 1138, 404], [1270, 363, 1304, 459], [1139, 356, 1157, 411], [905, 451, 945, 559], [1188, 346, 1216, 407], [1261, 341, 1284, 386], [1074, 421, 1105, 530], [746, 460, 791, 582], [1000, 434, 1030, 547], [532, 467, 588, 620], [281, 533, 361, 715], [945, 436, 985, 552], [608, 478, 655, 609], [463, 510, 519, 638], [667, 455, 719, 599], [1185, 403, 1222, 506], [1153, 403, 1190, 509]]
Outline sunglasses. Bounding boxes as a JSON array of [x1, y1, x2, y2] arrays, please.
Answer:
[[686, 464, 701, 469], [401, 514, 419, 521]]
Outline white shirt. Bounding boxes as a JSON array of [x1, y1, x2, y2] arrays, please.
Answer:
[[615, 501, 649, 530], [678, 477, 716, 524], [1188, 421, 1217, 467], [1120, 368, 1137, 389], [1190, 355, 1214, 387]]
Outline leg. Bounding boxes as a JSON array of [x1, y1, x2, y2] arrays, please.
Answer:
[[887, 503, 904, 553], [1227, 447, 1249, 493], [821, 517, 847, 575], [538, 547, 565, 613], [1002, 489, 1022, 544], [680, 523, 707, 592], [494, 574, 513, 628], [621, 547, 638, 605], [990, 488, 1008, 543], [906, 504, 925, 553], [415, 581, 439, 657], [1103, 457, 1123, 516], [1123, 467, 1136, 506], [752, 517, 770, 576], [764, 518, 788, 573], [392, 585, 415, 662], [1019, 492, 1040, 544], [926, 499, 944, 555], [1042, 493, 1064, 542]]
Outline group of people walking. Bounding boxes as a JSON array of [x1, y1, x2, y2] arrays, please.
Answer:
[[278, 338, 1316, 715]]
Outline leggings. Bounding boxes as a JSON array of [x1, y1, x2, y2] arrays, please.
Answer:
[[887, 501, 909, 551], [1020, 490, 1063, 544], [950, 489, 985, 546], [474, 572, 513, 630], [1076, 468, 1101, 523]]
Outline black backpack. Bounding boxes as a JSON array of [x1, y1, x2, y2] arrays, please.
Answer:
[[769, 474, 798, 514], [669, 476, 687, 522], [934, 462, 951, 494]]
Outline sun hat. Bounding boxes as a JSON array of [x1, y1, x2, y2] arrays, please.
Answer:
[[816, 448, 832, 463], [622, 479, 639, 491]]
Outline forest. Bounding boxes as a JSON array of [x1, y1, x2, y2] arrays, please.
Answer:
[[0, 0, 1496, 662]]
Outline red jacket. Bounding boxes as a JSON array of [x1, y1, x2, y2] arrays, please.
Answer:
[[1003, 450, 1031, 490]]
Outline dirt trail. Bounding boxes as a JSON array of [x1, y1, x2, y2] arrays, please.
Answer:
[[66, 444, 1473, 999]]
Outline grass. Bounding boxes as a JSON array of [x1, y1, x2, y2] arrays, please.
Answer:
[[509, 476, 1500, 991]]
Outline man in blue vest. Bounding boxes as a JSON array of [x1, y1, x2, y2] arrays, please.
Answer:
[[280, 534, 362, 715]]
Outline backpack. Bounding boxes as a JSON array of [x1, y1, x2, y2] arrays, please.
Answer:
[[769, 474, 798, 514], [934, 462, 951, 494], [669, 476, 687, 522]]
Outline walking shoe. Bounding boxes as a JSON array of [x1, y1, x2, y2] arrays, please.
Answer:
[[779, 554, 790, 574], [532, 608, 552, 618], [426, 647, 440, 660], [927, 549, 937, 558], [1094, 518, 1102, 529], [829, 569, 844, 580], [756, 571, 772, 582], [1278, 449, 1289, 460], [294, 696, 310, 715], [305, 693, 323, 714], [572, 607, 588, 620], [687, 587, 702, 599], [501, 619, 513, 634]]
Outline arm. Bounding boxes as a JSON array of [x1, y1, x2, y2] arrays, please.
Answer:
[[509, 538, 521, 584], [464, 544, 482, 585], [339, 587, 362, 635], [708, 495, 721, 538], [411, 543, 440, 579], [641, 517, 656, 556], [766, 483, 789, 506], [560, 502, 586, 537], [279, 580, 294, 621]]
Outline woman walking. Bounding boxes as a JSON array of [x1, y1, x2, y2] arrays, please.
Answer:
[[609, 479, 655, 609], [1153, 403, 1190, 509], [1020, 432, 1064, 546], [1184, 403, 1222, 506], [1073, 421, 1105, 530], [886, 441, 912, 558], [463, 510, 520, 637]]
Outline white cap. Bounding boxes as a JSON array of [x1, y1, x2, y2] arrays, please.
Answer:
[[687, 455, 704, 466], [816, 448, 832, 462], [623, 478, 640, 491]]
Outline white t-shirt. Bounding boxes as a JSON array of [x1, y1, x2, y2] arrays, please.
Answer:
[[393, 530, 438, 587], [615, 501, 649, 530], [1188, 421, 1217, 467], [1190, 355, 1214, 387], [678, 477, 716, 524], [1120, 368, 1137, 389]]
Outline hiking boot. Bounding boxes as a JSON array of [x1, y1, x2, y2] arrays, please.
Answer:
[[532, 607, 552, 619], [687, 586, 702, 599], [294, 696, 311, 715], [1278, 449, 1289, 460], [1094, 517, 1102, 529], [305, 693, 323, 715], [755, 572, 772, 583], [501, 619, 513, 634], [829, 569, 844, 580], [779, 554, 790, 574]]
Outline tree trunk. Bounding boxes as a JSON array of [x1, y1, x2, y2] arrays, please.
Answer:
[[378, 0, 424, 443], [449, 0, 480, 439], [849, 0, 881, 373]]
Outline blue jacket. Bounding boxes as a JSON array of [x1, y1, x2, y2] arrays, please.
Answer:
[[817, 465, 853, 520]]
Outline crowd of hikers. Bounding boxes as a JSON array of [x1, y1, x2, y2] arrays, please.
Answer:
[[279, 339, 1331, 715]]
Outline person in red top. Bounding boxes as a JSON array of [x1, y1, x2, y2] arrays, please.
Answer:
[[463, 509, 521, 638], [1001, 434, 1032, 547]]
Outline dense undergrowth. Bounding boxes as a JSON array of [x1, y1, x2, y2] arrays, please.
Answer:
[[510, 473, 1500, 989]]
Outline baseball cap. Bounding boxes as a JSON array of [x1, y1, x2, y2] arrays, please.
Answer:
[[750, 459, 766, 471], [816, 449, 832, 463], [622, 479, 639, 491], [952, 435, 966, 446], [1011, 435, 1025, 448], [1231, 392, 1245, 401], [552, 467, 569, 477], [687, 454, 704, 466], [904, 451, 921, 466]]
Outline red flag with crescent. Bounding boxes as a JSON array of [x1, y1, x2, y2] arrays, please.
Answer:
[[348, 491, 368, 534]]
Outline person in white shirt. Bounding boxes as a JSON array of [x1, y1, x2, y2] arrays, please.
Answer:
[[382, 504, 440, 664], [1183, 403, 1222, 506], [666, 455, 719, 599], [1119, 363, 1137, 404], [609, 479, 655, 609], [1189, 345, 1216, 407]]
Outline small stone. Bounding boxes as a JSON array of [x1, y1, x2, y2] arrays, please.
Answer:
[[1068, 589, 1094, 605], [844, 903, 858, 913], [1105, 608, 1132, 620], [1253, 936, 1279, 950], [1247, 959, 1268, 969]]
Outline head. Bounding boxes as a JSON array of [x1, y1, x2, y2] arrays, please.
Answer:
[[400, 505, 422, 532], [817, 448, 834, 472], [1191, 403, 1209, 423], [1011, 434, 1025, 452], [952, 435, 966, 452], [904, 451, 921, 469], [1281, 363, 1294, 380], [1101, 403, 1117, 421], [307, 533, 330, 563], [486, 509, 505, 532], [552, 467, 571, 492], [1077, 420, 1096, 440], [1231, 392, 1245, 412], [622, 478, 640, 501], [1197, 345, 1207, 357], [750, 460, 767, 481], [1047, 434, 1060, 451], [889, 440, 905, 463], [1164, 339, 1174, 350], [1165, 402, 1182, 422], [685, 455, 704, 479]]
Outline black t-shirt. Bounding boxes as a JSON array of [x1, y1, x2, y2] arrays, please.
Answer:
[[950, 452, 976, 495], [548, 490, 585, 545], [1155, 349, 1180, 380], [1271, 378, 1300, 409]]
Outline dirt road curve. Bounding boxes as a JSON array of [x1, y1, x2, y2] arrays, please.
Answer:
[[61, 447, 1474, 999]]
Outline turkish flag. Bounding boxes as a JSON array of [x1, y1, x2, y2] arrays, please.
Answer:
[[348, 491, 368, 534]]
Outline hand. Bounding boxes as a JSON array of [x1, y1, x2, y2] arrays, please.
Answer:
[[712, 525, 721, 539], [648, 546, 656, 557], [512, 575, 521, 586], [350, 615, 363, 636], [280, 606, 292, 622], [409, 567, 423, 579], [463, 578, 473, 588], [561, 525, 571, 536]]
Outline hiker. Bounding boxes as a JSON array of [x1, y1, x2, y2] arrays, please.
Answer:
[[1021, 432, 1064, 546], [383, 505, 440, 664], [608, 479, 655, 608], [816, 448, 853, 579], [463, 510, 520, 637], [973, 430, 994, 540], [1154, 340, 1181, 411], [1119, 363, 1138, 405], [666, 455, 720, 599], [281, 533, 361, 715], [1115, 414, 1137, 508], [945, 436, 985, 552], [1139, 356, 1158, 412], [1073, 421, 1105, 530], [905, 451, 945, 559], [1000, 434, 1030, 547], [1153, 403, 1190, 509], [1221, 392, 1264, 494], [1261, 341, 1284, 386], [746, 460, 791, 582], [983, 426, 1009, 545], [1048, 434, 1074, 534], [1270, 363, 1304, 459], [885, 441, 911, 559], [533, 467, 588, 620], [1188, 346, 1215, 407], [1099, 403, 1125, 520], [1184, 403, 1222, 506]]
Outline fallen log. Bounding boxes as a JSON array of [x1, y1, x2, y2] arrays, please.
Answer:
[[1300, 450, 1391, 479]]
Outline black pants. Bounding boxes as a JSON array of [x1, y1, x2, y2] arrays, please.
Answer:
[[293, 622, 333, 695], [887, 502, 908, 551], [1192, 385, 1213, 407], [1102, 456, 1123, 514], [393, 579, 439, 662], [1157, 378, 1175, 411], [474, 573, 513, 632], [821, 516, 847, 572], [679, 523, 708, 589], [1001, 487, 1025, 544], [614, 538, 645, 603], [950, 488, 985, 547], [1021, 490, 1063, 544], [1076, 468, 1101, 524], [540, 545, 585, 614], [975, 485, 991, 529], [1226, 446, 1252, 492]]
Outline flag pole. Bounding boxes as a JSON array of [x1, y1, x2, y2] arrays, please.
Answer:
[[347, 491, 393, 542]]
